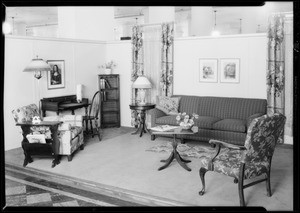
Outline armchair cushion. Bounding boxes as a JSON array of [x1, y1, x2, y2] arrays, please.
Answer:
[[12, 104, 40, 123]]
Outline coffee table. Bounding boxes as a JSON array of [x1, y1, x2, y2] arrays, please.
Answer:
[[151, 127, 198, 172]]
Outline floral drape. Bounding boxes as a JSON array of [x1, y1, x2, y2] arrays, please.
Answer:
[[161, 23, 174, 97], [266, 14, 285, 114], [131, 23, 174, 127], [131, 25, 144, 126], [266, 14, 285, 143]]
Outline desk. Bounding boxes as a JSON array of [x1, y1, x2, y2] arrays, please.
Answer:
[[41, 95, 89, 117], [16, 121, 62, 168], [129, 103, 155, 137]]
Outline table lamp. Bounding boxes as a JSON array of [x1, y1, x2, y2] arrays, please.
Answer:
[[132, 75, 152, 105]]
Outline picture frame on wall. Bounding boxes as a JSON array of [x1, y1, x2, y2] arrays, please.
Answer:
[[47, 60, 65, 89], [199, 59, 218, 83], [220, 58, 240, 83]]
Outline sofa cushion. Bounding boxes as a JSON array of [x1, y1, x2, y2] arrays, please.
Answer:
[[213, 119, 247, 133], [156, 96, 181, 115], [194, 116, 221, 130], [156, 115, 178, 126]]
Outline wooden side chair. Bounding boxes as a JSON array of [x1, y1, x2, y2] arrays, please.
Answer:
[[83, 91, 101, 141], [198, 113, 286, 206]]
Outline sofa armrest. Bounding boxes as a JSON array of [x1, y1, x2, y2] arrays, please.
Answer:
[[246, 113, 265, 128], [147, 108, 167, 127]]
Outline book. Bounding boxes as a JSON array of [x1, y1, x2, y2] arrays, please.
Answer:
[[150, 125, 179, 132], [26, 134, 46, 144]]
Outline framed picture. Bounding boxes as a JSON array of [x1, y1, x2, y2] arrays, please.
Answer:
[[220, 59, 240, 83], [199, 59, 218, 83], [47, 60, 65, 89]]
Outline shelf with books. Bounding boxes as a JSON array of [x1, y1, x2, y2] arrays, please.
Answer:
[[98, 74, 120, 128]]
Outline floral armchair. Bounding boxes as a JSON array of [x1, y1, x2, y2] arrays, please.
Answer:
[[12, 104, 84, 165], [198, 113, 286, 206]]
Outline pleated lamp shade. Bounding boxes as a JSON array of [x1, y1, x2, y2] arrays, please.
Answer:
[[23, 58, 51, 72], [23, 58, 51, 79], [132, 75, 152, 89]]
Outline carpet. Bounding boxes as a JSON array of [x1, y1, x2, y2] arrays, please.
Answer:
[[146, 142, 216, 159]]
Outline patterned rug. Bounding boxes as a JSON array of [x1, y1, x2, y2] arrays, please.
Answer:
[[146, 142, 216, 159]]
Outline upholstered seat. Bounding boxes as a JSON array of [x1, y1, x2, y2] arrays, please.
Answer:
[[43, 115, 84, 161], [198, 113, 286, 206]]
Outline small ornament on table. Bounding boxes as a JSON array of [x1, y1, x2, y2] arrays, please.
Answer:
[[32, 116, 42, 124]]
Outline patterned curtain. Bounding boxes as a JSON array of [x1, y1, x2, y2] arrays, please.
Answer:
[[131, 25, 144, 127], [160, 23, 174, 97], [266, 14, 285, 143]]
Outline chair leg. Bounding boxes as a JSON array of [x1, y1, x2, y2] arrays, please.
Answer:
[[80, 144, 84, 150], [67, 155, 73, 162], [151, 135, 156, 141], [199, 167, 208, 196], [238, 163, 246, 207], [266, 157, 273, 197], [94, 119, 101, 141]]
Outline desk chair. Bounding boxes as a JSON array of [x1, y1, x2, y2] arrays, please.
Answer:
[[83, 91, 101, 141]]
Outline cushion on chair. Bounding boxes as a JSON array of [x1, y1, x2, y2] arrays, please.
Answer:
[[156, 96, 181, 115], [12, 104, 40, 123], [194, 116, 221, 130], [61, 115, 83, 127], [212, 119, 247, 133], [200, 149, 270, 179]]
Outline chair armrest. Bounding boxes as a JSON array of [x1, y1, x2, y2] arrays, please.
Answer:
[[209, 139, 246, 150], [147, 108, 167, 127], [246, 113, 265, 128]]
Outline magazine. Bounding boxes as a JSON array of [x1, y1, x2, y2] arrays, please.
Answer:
[[150, 125, 179, 132]]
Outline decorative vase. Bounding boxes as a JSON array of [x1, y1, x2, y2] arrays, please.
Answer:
[[180, 122, 193, 130], [104, 68, 112, 75]]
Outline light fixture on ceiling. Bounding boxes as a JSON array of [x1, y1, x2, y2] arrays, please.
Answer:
[[257, 24, 261, 33], [239, 19, 242, 34], [211, 10, 220, 37]]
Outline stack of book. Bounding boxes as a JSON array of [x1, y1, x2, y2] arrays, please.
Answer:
[[150, 125, 179, 132]]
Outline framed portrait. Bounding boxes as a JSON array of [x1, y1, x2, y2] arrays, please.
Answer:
[[47, 60, 65, 89], [220, 59, 240, 83], [199, 59, 218, 83]]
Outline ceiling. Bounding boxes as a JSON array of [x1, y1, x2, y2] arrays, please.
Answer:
[[4, 4, 293, 29]]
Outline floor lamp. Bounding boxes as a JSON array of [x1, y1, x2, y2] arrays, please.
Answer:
[[23, 56, 51, 117]]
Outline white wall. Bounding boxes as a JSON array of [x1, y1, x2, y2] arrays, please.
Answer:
[[4, 33, 272, 150], [173, 34, 267, 99], [4, 35, 106, 150]]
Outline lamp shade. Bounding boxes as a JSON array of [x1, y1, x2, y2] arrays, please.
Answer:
[[23, 58, 51, 72], [132, 75, 152, 89]]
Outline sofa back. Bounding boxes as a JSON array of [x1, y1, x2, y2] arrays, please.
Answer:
[[173, 95, 267, 120]]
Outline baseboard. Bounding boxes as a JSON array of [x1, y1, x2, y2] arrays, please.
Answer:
[[5, 162, 190, 206]]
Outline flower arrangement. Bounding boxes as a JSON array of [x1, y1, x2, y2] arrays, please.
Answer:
[[176, 112, 199, 129], [100, 60, 117, 70]]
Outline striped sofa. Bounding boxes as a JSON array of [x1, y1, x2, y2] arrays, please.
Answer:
[[148, 95, 267, 146]]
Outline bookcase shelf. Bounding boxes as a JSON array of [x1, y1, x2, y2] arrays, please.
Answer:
[[98, 74, 120, 128]]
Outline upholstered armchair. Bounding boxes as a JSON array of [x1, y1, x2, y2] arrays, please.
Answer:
[[43, 114, 84, 161], [198, 113, 286, 206], [12, 104, 84, 166]]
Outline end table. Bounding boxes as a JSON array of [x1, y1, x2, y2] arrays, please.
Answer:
[[16, 121, 62, 168], [129, 103, 155, 137]]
